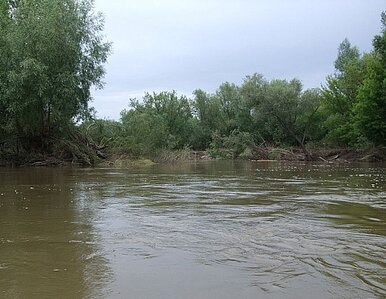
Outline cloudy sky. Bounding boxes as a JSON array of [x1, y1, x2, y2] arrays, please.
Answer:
[[91, 0, 385, 120]]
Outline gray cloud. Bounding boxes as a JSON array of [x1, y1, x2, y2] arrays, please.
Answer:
[[92, 0, 385, 119]]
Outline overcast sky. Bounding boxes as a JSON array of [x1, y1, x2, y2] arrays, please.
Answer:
[[91, 0, 385, 120]]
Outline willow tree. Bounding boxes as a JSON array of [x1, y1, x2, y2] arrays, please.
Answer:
[[248, 77, 321, 159], [0, 0, 110, 147]]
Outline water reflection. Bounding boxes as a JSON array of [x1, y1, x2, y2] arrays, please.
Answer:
[[0, 168, 110, 299]]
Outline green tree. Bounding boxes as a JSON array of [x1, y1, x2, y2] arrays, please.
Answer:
[[334, 38, 360, 73], [0, 1, 13, 145], [141, 91, 193, 149], [0, 0, 110, 150], [297, 88, 325, 143], [191, 89, 224, 149], [240, 73, 271, 144], [80, 119, 123, 148], [321, 39, 369, 144], [354, 12, 386, 146], [216, 82, 252, 134], [120, 108, 169, 155], [191, 82, 254, 151], [251, 78, 322, 158], [119, 91, 194, 154]]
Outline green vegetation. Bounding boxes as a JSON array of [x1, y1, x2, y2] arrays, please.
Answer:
[[321, 13, 386, 148], [354, 12, 386, 146], [0, 0, 110, 165], [0, 6, 385, 165]]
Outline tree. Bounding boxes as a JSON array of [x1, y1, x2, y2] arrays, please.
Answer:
[[354, 12, 386, 146], [215, 82, 240, 133], [240, 74, 270, 144], [334, 38, 360, 73], [191, 89, 224, 149], [321, 39, 369, 144], [0, 0, 110, 150], [216, 82, 252, 134], [142, 91, 193, 149], [251, 78, 322, 158], [0, 1, 13, 144], [297, 88, 325, 143], [119, 91, 194, 154], [120, 108, 169, 155]]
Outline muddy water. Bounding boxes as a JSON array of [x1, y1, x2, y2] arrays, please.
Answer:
[[0, 161, 385, 298]]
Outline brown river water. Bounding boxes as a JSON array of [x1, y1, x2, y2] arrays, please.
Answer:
[[0, 161, 385, 299]]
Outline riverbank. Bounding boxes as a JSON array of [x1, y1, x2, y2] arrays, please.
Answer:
[[1, 146, 384, 167], [250, 146, 386, 163], [104, 146, 385, 165]]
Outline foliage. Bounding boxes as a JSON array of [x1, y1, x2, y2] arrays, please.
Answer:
[[109, 76, 324, 160], [334, 38, 361, 73], [208, 130, 255, 159], [354, 12, 386, 146], [240, 75, 322, 156], [321, 39, 369, 145], [80, 119, 122, 147], [117, 91, 194, 156], [1, 5, 384, 163], [320, 11, 386, 147], [0, 0, 110, 157]]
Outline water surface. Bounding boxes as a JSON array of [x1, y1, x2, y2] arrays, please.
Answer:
[[0, 161, 385, 298]]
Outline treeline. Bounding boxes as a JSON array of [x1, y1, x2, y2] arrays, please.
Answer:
[[84, 79, 321, 159], [84, 12, 385, 161], [0, 3, 385, 164]]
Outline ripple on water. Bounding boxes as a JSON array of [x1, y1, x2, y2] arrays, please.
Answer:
[[1, 161, 385, 298]]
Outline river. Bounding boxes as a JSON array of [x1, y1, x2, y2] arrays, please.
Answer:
[[0, 161, 385, 298]]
